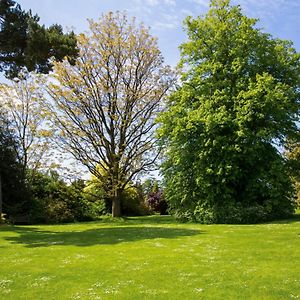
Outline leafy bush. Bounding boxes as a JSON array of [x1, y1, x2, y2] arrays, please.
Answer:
[[29, 172, 93, 223], [147, 191, 168, 215], [121, 186, 150, 216]]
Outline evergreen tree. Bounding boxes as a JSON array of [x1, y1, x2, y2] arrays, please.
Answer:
[[0, 114, 30, 218], [0, 0, 78, 78]]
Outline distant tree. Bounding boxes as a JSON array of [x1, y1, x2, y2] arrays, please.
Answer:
[[46, 12, 175, 217], [143, 179, 168, 215], [142, 178, 157, 195], [0, 71, 53, 179], [0, 0, 78, 78], [159, 0, 300, 223], [0, 113, 30, 218]]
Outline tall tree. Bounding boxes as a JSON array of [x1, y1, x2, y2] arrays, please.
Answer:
[[158, 0, 300, 223], [0, 113, 29, 217], [0, 71, 53, 178], [46, 12, 175, 217], [0, 0, 78, 78]]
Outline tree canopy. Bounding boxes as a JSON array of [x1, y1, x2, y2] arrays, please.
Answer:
[[0, 0, 78, 78], [0, 71, 53, 178], [158, 0, 300, 223], [46, 12, 175, 217]]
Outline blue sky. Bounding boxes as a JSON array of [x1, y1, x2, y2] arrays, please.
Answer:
[[16, 0, 300, 67]]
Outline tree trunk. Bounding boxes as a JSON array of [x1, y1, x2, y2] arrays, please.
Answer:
[[112, 189, 121, 217]]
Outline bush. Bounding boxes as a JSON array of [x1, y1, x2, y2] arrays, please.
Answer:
[[29, 172, 94, 223], [147, 191, 168, 215], [121, 186, 150, 216]]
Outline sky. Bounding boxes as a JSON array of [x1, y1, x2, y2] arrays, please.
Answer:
[[16, 0, 300, 67]]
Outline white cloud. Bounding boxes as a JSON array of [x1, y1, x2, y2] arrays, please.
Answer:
[[143, 0, 176, 6], [233, 0, 286, 19], [152, 12, 179, 30], [191, 0, 209, 8], [164, 0, 176, 6], [152, 21, 177, 29], [145, 0, 159, 6]]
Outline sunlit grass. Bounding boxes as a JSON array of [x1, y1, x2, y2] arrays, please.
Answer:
[[0, 213, 299, 299]]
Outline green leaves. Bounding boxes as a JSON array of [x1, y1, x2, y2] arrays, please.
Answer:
[[0, 0, 78, 78], [159, 0, 299, 223]]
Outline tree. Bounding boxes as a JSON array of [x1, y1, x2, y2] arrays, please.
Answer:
[[46, 12, 175, 217], [0, 71, 53, 179], [158, 0, 300, 223], [0, 0, 78, 78], [286, 141, 300, 207], [0, 113, 30, 218]]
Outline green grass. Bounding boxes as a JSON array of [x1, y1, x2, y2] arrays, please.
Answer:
[[0, 213, 300, 299]]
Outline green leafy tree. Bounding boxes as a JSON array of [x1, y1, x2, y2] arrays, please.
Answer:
[[0, 0, 78, 78], [158, 0, 300, 223]]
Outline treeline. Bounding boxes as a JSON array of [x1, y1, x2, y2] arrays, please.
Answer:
[[0, 120, 167, 224], [1, 0, 299, 224]]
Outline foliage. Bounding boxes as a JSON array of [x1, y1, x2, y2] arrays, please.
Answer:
[[29, 171, 91, 223], [0, 213, 7, 224], [84, 171, 149, 216], [158, 0, 300, 223], [46, 12, 175, 217], [0, 0, 78, 78], [0, 71, 54, 179], [83, 174, 110, 217], [287, 141, 300, 207], [147, 191, 168, 215], [0, 214, 299, 298], [121, 184, 149, 216], [143, 178, 168, 214], [0, 114, 31, 218]]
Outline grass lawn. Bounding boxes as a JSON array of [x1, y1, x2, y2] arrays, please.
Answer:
[[0, 213, 300, 299]]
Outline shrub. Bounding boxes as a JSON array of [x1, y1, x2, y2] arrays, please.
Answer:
[[121, 186, 150, 216], [147, 191, 168, 215], [29, 172, 94, 223]]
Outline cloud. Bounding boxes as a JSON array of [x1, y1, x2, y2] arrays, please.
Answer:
[[152, 21, 177, 29], [164, 0, 176, 5], [233, 0, 286, 19], [143, 0, 176, 6], [191, 0, 209, 8], [152, 12, 179, 30]]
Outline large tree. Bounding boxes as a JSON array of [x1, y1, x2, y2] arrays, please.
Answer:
[[46, 12, 174, 217], [158, 0, 300, 223], [0, 0, 78, 78]]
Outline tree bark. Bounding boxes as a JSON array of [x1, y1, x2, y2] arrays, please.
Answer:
[[111, 189, 121, 217]]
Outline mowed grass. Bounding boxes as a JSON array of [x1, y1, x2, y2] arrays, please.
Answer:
[[0, 213, 300, 300]]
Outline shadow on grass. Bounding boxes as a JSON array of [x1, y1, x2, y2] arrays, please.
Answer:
[[267, 213, 300, 224], [123, 215, 177, 225], [2, 225, 201, 248]]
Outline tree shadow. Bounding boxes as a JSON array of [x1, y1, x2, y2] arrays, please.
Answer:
[[266, 213, 300, 224], [123, 215, 177, 225], [2, 225, 201, 248]]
